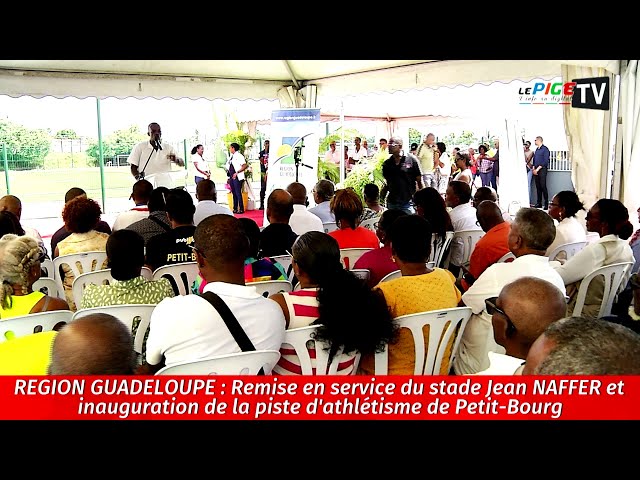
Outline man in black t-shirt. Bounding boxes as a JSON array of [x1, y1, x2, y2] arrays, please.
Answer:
[[145, 188, 197, 272], [381, 136, 423, 214]]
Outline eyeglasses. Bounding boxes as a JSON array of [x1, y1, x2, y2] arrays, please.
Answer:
[[388, 143, 401, 147], [485, 296, 516, 334], [189, 244, 205, 258]]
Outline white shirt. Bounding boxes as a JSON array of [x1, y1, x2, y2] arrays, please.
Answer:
[[289, 204, 324, 236], [553, 233, 635, 286], [146, 281, 286, 368], [437, 152, 451, 176], [308, 201, 335, 224], [351, 146, 368, 163], [324, 149, 341, 165], [454, 168, 473, 185], [545, 216, 587, 258], [112, 206, 149, 231], [128, 140, 182, 177], [448, 202, 479, 266], [193, 200, 234, 226], [191, 153, 210, 176], [22, 225, 46, 256], [226, 151, 247, 181], [455, 254, 566, 375]]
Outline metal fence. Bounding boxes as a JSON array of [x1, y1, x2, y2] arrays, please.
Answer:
[[549, 150, 571, 171]]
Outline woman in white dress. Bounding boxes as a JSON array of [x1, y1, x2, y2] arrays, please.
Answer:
[[452, 152, 473, 186], [545, 190, 587, 261]]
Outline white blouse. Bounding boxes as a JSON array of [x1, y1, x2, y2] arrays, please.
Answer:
[[545, 216, 587, 257]]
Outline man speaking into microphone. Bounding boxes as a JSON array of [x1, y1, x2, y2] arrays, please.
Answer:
[[128, 122, 185, 188]]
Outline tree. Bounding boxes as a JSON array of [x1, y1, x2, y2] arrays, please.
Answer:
[[85, 125, 147, 167], [409, 128, 422, 147], [55, 129, 78, 139], [441, 130, 479, 150], [0, 119, 50, 170]]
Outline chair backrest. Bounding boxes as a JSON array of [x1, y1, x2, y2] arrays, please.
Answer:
[[40, 259, 55, 279], [32, 277, 64, 299], [156, 350, 281, 375], [71, 269, 114, 309], [572, 261, 635, 318], [380, 269, 402, 283], [53, 251, 108, 293], [152, 261, 199, 296], [72, 304, 156, 355], [359, 216, 379, 232], [322, 222, 338, 233], [430, 231, 454, 267], [140, 266, 153, 281], [250, 280, 293, 298], [496, 251, 516, 263], [351, 269, 370, 282], [547, 241, 588, 262], [374, 307, 472, 375], [444, 229, 484, 272], [273, 325, 361, 375], [0, 310, 74, 342], [270, 254, 295, 282], [340, 248, 373, 270]]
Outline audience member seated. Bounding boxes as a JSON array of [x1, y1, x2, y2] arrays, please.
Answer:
[[360, 183, 386, 225], [353, 209, 408, 288], [145, 187, 196, 272], [545, 190, 587, 261], [328, 189, 380, 249], [140, 215, 286, 373], [0, 331, 58, 375], [523, 316, 640, 375], [455, 207, 566, 375], [472, 186, 511, 222], [554, 198, 634, 318], [358, 215, 462, 375], [269, 231, 395, 374], [193, 179, 233, 226], [0, 234, 69, 319], [51, 187, 111, 257], [0, 195, 46, 257], [48, 313, 137, 375], [54, 196, 109, 311], [259, 189, 298, 258], [486, 276, 567, 374], [112, 179, 153, 231], [192, 217, 288, 294], [413, 186, 454, 267], [286, 182, 323, 235], [308, 179, 336, 223], [445, 180, 478, 277], [126, 186, 171, 246], [0, 211, 23, 238], [459, 200, 511, 292]]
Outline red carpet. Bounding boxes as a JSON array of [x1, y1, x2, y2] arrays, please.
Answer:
[[234, 208, 265, 227]]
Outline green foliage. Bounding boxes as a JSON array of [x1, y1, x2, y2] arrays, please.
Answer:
[[0, 119, 50, 170], [409, 128, 422, 147], [55, 129, 78, 139], [222, 130, 256, 180], [317, 159, 340, 184], [85, 125, 147, 167], [440, 130, 479, 150], [319, 127, 367, 153], [341, 156, 386, 203]]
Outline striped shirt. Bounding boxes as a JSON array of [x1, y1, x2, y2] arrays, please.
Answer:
[[273, 288, 357, 375]]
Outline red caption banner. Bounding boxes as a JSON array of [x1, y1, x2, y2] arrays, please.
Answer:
[[0, 375, 637, 420]]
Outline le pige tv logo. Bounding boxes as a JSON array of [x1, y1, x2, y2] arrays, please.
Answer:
[[571, 76, 610, 111]]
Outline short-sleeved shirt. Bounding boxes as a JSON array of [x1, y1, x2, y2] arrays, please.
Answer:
[[259, 224, 298, 258], [126, 211, 172, 245], [328, 227, 380, 250], [0, 331, 57, 375], [382, 155, 421, 205], [145, 225, 196, 272], [51, 220, 111, 257], [128, 140, 181, 177]]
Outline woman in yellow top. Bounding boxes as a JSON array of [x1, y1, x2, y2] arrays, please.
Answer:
[[358, 215, 462, 375], [0, 234, 70, 319]]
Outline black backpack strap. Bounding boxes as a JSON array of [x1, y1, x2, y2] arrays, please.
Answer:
[[201, 291, 256, 352], [148, 215, 171, 232]]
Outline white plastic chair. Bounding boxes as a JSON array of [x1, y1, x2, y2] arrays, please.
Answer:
[[444, 229, 485, 275], [359, 216, 380, 232], [374, 307, 472, 375], [140, 267, 153, 280], [156, 350, 281, 375], [572, 261, 635, 318], [53, 250, 108, 294], [496, 251, 516, 263], [322, 222, 338, 233], [273, 325, 361, 375], [270, 254, 295, 282], [72, 304, 156, 356], [152, 261, 199, 296], [339, 248, 373, 270], [380, 269, 402, 283], [547, 241, 588, 263], [250, 280, 293, 298], [71, 269, 114, 309], [32, 277, 64, 299], [351, 269, 370, 282], [40, 259, 55, 279], [0, 310, 73, 341], [430, 231, 454, 268]]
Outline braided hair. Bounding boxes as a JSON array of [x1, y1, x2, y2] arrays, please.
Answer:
[[0, 234, 42, 309]]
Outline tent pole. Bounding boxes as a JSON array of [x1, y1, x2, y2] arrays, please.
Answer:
[[340, 100, 345, 185], [610, 73, 623, 199], [96, 98, 106, 213]]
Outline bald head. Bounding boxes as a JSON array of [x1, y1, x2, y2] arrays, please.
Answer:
[[267, 189, 294, 223], [0, 195, 22, 219], [493, 276, 567, 359], [48, 313, 136, 375], [65, 187, 87, 203], [286, 182, 307, 205], [196, 179, 217, 201], [476, 200, 504, 232], [473, 186, 497, 205]]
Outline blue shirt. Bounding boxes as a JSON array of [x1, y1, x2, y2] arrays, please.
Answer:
[[532, 144, 550, 168]]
